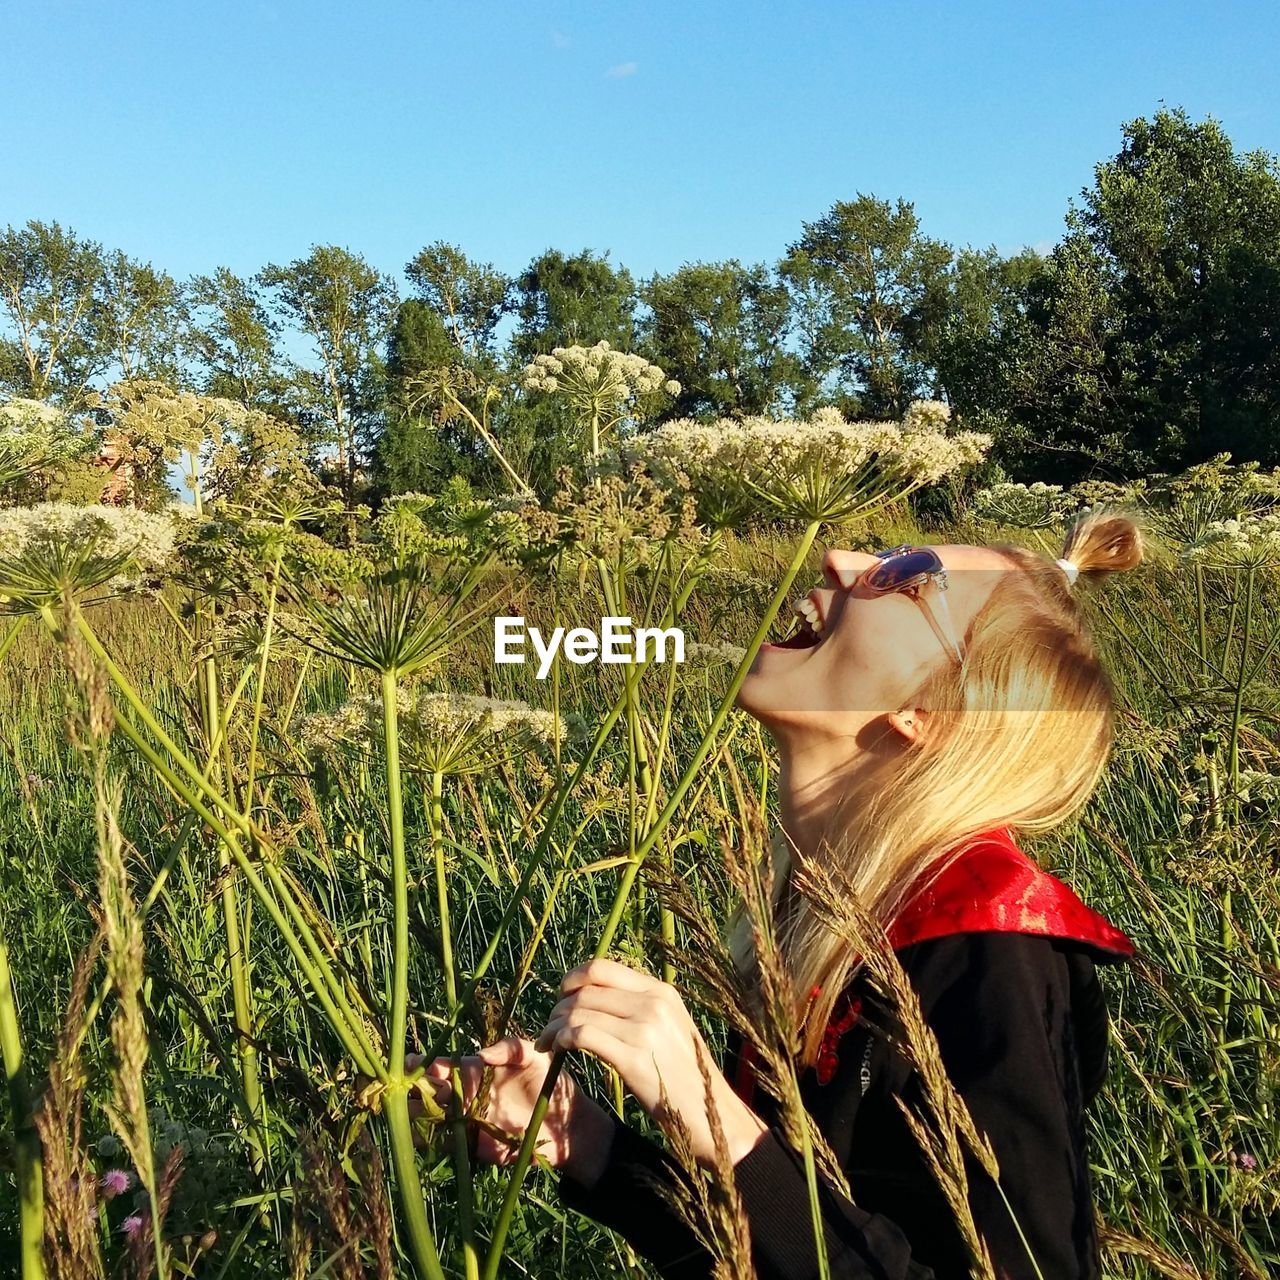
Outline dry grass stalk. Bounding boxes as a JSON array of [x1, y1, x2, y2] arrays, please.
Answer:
[[793, 852, 1000, 1280], [649, 1049, 757, 1280], [292, 1127, 395, 1280], [34, 937, 106, 1280], [1097, 1222, 1204, 1280]]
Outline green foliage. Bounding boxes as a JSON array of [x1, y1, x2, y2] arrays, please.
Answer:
[[640, 261, 807, 418]]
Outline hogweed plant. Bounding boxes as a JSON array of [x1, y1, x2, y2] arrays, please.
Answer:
[[0, 362, 993, 1279]]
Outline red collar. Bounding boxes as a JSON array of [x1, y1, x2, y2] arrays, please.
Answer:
[[730, 831, 1133, 1102], [886, 828, 1135, 959]]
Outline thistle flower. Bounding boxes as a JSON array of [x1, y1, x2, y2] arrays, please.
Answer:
[[120, 1213, 146, 1238], [100, 1168, 134, 1198]]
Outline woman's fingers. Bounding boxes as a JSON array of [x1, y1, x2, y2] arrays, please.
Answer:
[[535, 1009, 645, 1065], [546, 982, 642, 1024], [476, 1036, 545, 1069], [560, 957, 655, 995]]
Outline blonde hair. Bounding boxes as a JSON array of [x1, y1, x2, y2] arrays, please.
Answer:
[[730, 510, 1144, 1066]]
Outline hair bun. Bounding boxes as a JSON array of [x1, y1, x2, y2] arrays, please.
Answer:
[[1059, 510, 1144, 577]]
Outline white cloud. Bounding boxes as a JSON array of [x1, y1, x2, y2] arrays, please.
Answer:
[[605, 61, 638, 79]]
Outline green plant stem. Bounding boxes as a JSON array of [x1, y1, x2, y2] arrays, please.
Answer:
[[1220, 567, 1254, 1041], [105, 701, 381, 1078], [419, 532, 723, 1066], [51, 606, 384, 1074], [0, 942, 44, 1280], [429, 769, 480, 1280], [201, 657, 266, 1175], [482, 520, 822, 1280], [380, 669, 447, 1280]]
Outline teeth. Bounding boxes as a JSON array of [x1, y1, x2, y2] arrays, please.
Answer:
[[792, 596, 825, 636]]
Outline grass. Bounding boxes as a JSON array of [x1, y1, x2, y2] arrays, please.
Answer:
[[0, 506, 1275, 1280]]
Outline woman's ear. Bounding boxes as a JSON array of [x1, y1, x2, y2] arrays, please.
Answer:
[[887, 706, 928, 746]]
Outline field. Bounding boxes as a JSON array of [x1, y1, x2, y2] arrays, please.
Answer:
[[0, 433, 1277, 1280]]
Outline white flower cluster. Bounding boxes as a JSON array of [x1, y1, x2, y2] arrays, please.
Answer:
[[609, 402, 989, 525], [299, 687, 564, 775], [1181, 512, 1280, 570], [523, 342, 680, 402], [900, 400, 952, 433], [683, 640, 747, 668], [971, 481, 1077, 529], [0, 502, 188, 571]]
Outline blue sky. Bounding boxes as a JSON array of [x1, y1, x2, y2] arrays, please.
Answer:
[[5, 2, 1277, 286]]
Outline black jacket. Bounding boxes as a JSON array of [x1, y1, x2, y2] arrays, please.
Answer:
[[558, 931, 1124, 1280]]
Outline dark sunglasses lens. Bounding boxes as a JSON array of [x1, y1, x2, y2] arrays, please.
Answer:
[[866, 549, 940, 589]]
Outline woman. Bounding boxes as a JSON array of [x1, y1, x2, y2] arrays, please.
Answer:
[[422, 511, 1143, 1279]]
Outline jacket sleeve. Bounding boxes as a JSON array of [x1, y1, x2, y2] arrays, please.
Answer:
[[558, 933, 1104, 1280], [558, 1108, 933, 1280]]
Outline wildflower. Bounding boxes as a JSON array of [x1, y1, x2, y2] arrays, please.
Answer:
[[609, 403, 990, 527], [684, 641, 747, 668], [304, 688, 564, 776], [1181, 511, 1280, 570], [523, 343, 679, 453], [0, 502, 184, 570], [97, 1134, 123, 1158], [120, 1213, 146, 1238], [1238, 1153, 1258, 1171], [100, 1168, 134, 1199], [0, 502, 188, 606], [971, 481, 1077, 529]]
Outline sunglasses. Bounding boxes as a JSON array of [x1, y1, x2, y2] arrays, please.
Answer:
[[853, 545, 966, 665]]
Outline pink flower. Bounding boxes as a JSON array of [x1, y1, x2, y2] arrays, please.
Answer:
[[99, 1169, 133, 1199], [1239, 1153, 1258, 1171], [120, 1214, 145, 1238]]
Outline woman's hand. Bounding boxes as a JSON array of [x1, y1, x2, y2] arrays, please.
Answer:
[[410, 1037, 617, 1187], [534, 958, 769, 1168]]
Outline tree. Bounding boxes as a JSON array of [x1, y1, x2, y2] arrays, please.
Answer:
[[375, 299, 506, 496], [510, 248, 637, 360], [257, 246, 398, 502], [640, 260, 807, 417], [0, 220, 108, 404], [404, 241, 510, 358], [1074, 106, 1280, 471], [98, 250, 188, 385], [187, 267, 291, 412], [782, 195, 953, 418], [375, 244, 516, 499]]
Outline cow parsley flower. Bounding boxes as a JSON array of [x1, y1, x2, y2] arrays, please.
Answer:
[[971, 481, 1077, 529], [0, 503, 184, 569], [1181, 512, 1280, 570], [0, 502, 189, 606], [523, 343, 679, 454], [302, 688, 564, 776], [683, 641, 747, 667], [607, 402, 989, 527]]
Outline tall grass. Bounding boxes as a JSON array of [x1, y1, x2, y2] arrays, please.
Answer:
[[0, 448, 1276, 1278]]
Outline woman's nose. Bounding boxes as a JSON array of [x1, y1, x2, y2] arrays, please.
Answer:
[[822, 548, 878, 590]]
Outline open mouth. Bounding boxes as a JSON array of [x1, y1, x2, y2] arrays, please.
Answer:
[[773, 592, 826, 649]]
